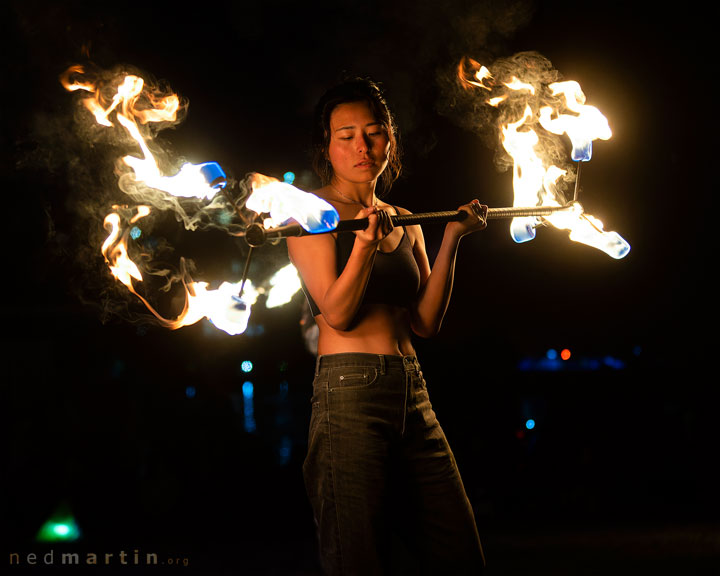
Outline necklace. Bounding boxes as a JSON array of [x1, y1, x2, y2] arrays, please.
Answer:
[[330, 184, 377, 208]]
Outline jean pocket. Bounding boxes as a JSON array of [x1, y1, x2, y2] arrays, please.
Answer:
[[329, 366, 378, 391]]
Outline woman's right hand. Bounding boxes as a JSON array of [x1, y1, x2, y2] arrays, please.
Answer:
[[353, 206, 393, 247]]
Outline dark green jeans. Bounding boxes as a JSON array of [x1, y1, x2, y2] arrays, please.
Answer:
[[303, 353, 485, 575]]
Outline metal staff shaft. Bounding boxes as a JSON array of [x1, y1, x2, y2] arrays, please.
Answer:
[[573, 161, 583, 202], [244, 204, 573, 247]]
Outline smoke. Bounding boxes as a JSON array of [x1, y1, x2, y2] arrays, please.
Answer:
[[437, 50, 577, 200], [61, 62, 239, 230], [23, 61, 253, 328]]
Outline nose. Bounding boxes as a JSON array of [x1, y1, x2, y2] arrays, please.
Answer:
[[356, 134, 370, 153]]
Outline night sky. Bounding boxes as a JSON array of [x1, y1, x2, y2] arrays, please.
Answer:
[[3, 1, 715, 574]]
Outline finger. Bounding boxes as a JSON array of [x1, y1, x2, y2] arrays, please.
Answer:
[[365, 211, 379, 232], [377, 209, 393, 234], [467, 201, 487, 229], [355, 206, 376, 220], [472, 200, 487, 215], [477, 203, 488, 219]]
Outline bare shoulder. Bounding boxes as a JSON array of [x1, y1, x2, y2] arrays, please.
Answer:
[[380, 203, 413, 218], [311, 186, 333, 202], [387, 204, 425, 246], [310, 186, 340, 211]]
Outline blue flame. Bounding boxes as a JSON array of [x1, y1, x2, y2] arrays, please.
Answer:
[[572, 141, 593, 162], [198, 161, 227, 189]]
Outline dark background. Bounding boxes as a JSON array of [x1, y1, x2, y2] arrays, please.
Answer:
[[3, 1, 715, 574]]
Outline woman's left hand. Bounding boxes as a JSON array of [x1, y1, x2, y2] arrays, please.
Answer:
[[446, 199, 488, 240]]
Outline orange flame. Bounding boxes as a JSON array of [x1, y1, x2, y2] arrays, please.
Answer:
[[61, 66, 219, 200], [457, 57, 494, 91], [64, 66, 252, 333], [63, 65, 306, 333], [100, 205, 259, 334], [538, 80, 612, 159], [457, 56, 629, 258]]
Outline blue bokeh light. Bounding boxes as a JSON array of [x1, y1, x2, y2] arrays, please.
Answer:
[[242, 381, 256, 433]]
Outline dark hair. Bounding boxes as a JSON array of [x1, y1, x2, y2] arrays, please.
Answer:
[[311, 77, 401, 196]]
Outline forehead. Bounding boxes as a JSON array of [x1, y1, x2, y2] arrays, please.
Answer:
[[330, 101, 381, 129]]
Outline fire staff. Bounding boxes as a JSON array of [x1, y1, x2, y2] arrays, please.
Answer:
[[287, 77, 487, 575]]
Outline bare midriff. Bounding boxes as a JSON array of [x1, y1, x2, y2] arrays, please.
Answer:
[[315, 303, 416, 357]]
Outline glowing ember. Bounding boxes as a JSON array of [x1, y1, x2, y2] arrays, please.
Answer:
[[457, 54, 629, 258]]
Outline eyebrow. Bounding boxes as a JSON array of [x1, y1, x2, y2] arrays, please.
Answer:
[[334, 121, 384, 132]]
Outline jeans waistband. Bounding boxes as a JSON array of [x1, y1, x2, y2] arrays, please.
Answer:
[[315, 353, 420, 376]]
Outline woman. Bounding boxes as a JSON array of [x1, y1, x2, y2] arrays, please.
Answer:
[[287, 77, 487, 575]]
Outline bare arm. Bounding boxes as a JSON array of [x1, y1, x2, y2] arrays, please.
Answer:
[[409, 200, 487, 338], [287, 206, 391, 331]]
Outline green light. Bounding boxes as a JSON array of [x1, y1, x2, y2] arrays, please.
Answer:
[[37, 519, 80, 542], [36, 502, 81, 542], [53, 524, 70, 536]]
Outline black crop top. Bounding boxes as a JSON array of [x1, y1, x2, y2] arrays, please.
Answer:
[[301, 226, 421, 317]]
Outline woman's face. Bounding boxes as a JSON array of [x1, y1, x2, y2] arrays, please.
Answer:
[[327, 100, 391, 186]]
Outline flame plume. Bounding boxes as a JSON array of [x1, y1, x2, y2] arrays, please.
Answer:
[[457, 53, 629, 258], [61, 64, 300, 334]]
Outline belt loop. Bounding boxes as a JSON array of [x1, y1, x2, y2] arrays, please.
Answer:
[[403, 355, 417, 375], [378, 354, 386, 375]]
